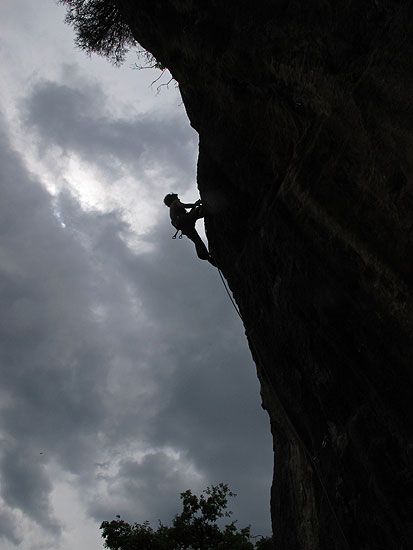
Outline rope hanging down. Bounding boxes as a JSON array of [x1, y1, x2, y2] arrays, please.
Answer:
[[217, 266, 243, 321]]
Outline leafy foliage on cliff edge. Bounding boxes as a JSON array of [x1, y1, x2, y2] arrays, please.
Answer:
[[59, 0, 135, 64], [59, 0, 165, 68]]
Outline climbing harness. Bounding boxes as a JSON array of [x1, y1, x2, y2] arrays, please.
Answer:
[[214, 253, 352, 550]]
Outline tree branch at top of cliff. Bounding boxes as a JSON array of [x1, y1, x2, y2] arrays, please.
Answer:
[[58, 0, 162, 67]]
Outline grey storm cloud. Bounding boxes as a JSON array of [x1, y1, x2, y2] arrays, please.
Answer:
[[22, 79, 196, 180], [0, 119, 116, 534], [0, 71, 272, 547], [1, 447, 60, 535], [0, 506, 22, 546], [89, 450, 199, 525]]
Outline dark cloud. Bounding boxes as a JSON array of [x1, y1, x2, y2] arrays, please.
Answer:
[[23, 79, 197, 182], [0, 139, 112, 474], [1, 447, 60, 534], [89, 450, 199, 525]]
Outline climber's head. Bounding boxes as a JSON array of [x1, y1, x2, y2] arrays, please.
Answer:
[[163, 193, 178, 207]]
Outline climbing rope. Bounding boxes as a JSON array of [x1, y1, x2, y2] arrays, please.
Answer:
[[216, 266, 243, 321], [214, 256, 352, 550]]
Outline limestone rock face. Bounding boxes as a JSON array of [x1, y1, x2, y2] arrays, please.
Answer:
[[116, 1, 413, 548]]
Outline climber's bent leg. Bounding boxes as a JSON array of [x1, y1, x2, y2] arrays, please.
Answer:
[[183, 228, 209, 260]]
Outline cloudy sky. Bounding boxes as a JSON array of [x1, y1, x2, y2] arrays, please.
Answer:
[[0, 1, 273, 548]]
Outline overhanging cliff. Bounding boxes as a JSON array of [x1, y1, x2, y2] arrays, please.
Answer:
[[115, 1, 413, 548]]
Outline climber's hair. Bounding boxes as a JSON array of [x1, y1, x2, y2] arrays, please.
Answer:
[[163, 193, 178, 207]]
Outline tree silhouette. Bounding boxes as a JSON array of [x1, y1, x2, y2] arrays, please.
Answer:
[[58, 0, 135, 64], [100, 484, 274, 550]]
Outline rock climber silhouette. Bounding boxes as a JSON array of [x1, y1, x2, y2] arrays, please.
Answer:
[[163, 193, 215, 266]]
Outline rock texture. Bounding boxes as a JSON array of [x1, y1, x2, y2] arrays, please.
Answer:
[[116, 1, 413, 548]]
